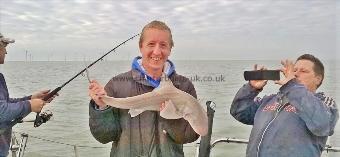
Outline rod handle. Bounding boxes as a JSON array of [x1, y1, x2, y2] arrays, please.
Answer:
[[43, 87, 61, 101]]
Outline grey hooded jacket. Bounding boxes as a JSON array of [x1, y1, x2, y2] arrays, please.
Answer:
[[230, 79, 339, 157], [89, 69, 199, 157]]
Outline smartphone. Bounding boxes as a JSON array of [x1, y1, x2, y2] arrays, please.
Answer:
[[244, 70, 280, 81]]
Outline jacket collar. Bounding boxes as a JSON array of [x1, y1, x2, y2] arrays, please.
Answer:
[[131, 56, 175, 88]]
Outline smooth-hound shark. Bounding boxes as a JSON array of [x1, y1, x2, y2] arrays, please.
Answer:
[[101, 74, 208, 136]]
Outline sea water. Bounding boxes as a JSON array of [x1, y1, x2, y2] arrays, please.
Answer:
[[1, 60, 338, 157]]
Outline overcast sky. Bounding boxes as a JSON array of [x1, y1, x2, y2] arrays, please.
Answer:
[[0, 0, 338, 61]]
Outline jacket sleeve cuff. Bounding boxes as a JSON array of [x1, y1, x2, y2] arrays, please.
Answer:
[[27, 95, 32, 100], [90, 100, 110, 111], [279, 79, 300, 94], [9, 95, 32, 103], [22, 100, 32, 117], [245, 83, 262, 94], [89, 100, 112, 118]]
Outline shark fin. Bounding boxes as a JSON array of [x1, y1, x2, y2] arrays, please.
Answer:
[[160, 100, 182, 119], [128, 109, 145, 117]]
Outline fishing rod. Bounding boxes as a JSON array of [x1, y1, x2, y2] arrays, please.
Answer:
[[31, 33, 140, 127], [33, 33, 140, 127], [10, 34, 140, 127]]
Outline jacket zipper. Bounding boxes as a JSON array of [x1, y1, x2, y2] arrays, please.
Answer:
[[256, 95, 287, 157]]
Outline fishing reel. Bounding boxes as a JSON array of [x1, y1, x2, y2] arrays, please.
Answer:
[[34, 110, 53, 127]]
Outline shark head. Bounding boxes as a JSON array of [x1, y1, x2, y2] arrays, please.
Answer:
[[157, 73, 174, 89]]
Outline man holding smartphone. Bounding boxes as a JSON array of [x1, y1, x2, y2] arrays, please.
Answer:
[[230, 54, 339, 157]]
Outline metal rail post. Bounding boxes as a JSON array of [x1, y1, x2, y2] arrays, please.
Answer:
[[198, 101, 216, 157]]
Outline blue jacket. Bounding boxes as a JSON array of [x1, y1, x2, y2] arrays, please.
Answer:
[[230, 79, 339, 157], [0, 73, 31, 156]]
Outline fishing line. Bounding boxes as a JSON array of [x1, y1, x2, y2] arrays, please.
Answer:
[[9, 34, 140, 128]]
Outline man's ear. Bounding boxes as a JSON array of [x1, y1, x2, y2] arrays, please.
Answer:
[[315, 75, 322, 87]]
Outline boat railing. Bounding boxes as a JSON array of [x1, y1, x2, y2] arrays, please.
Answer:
[[10, 132, 28, 157], [196, 101, 340, 157], [209, 137, 340, 152], [10, 101, 340, 157]]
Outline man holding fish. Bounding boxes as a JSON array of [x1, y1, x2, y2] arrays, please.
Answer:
[[88, 20, 204, 157]]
